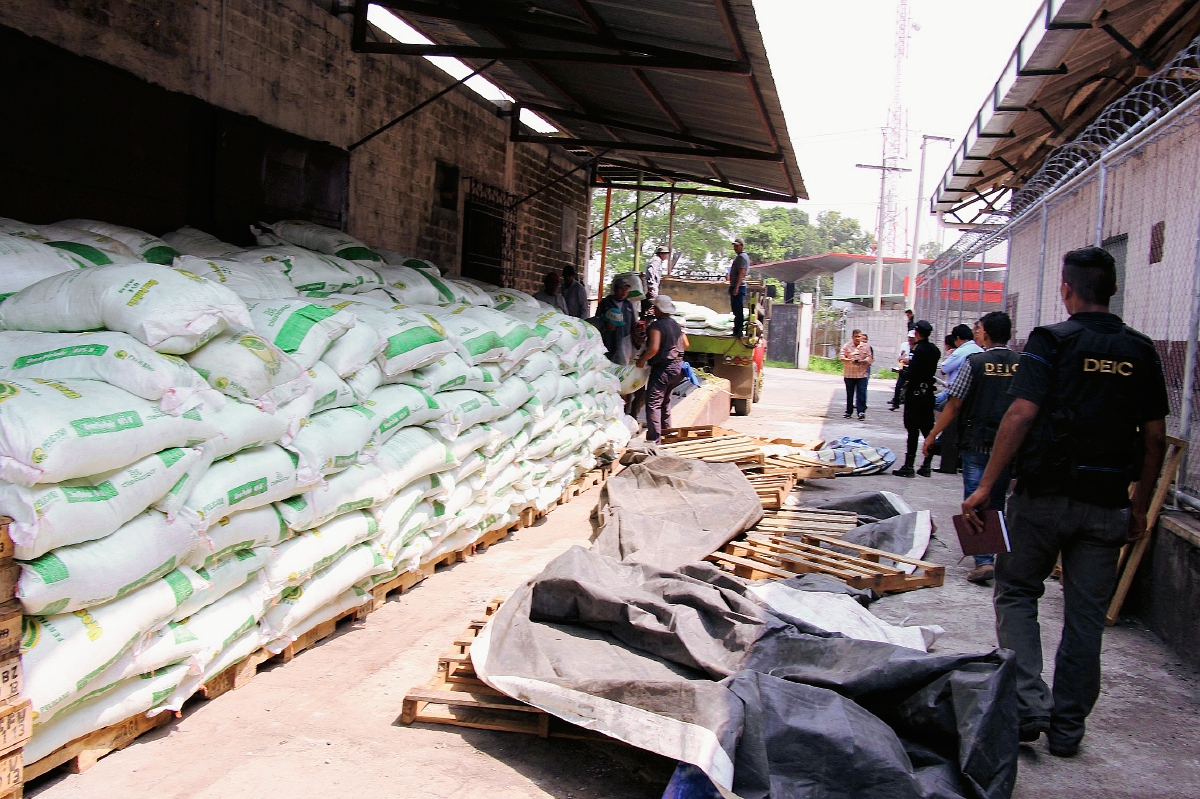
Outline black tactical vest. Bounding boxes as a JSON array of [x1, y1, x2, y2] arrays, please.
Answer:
[[958, 348, 1021, 452], [1014, 318, 1157, 504]]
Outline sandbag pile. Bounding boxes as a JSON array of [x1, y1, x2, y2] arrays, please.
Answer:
[[669, 300, 735, 336], [0, 216, 633, 764]]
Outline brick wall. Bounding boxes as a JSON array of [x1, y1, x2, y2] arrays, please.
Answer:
[[0, 0, 587, 294]]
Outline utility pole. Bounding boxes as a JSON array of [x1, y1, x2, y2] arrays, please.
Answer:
[[857, 139, 910, 311], [907, 134, 953, 310]]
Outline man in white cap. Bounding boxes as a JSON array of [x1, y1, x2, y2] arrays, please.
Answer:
[[729, 237, 750, 338], [646, 244, 669, 306], [636, 294, 690, 443]]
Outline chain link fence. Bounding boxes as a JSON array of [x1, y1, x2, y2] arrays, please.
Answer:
[[916, 32, 1200, 495]]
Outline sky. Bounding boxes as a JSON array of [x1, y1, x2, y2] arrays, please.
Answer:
[[755, 0, 1044, 256]]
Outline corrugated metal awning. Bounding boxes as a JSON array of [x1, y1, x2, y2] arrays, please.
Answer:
[[353, 0, 805, 202]]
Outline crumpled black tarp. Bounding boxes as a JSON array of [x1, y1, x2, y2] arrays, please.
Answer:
[[813, 490, 912, 524], [592, 454, 763, 571], [474, 547, 1019, 799]]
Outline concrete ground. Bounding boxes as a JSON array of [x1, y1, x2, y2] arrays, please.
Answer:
[[29, 368, 1200, 798]]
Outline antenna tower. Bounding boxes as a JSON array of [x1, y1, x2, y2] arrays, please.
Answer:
[[882, 0, 910, 257]]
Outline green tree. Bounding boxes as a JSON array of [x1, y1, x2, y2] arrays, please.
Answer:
[[816, 211, 872, 254], [920, 240, 942, 260]]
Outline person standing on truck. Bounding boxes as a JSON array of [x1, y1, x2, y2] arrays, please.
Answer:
[[962, 247, 1168, 757], [560, 265, 589, 318], [636, 295, 689, 443], [597, 275, 637, 365], [645, 245, 669, 305], [839, 330, 873, 420], [894, 319, 938, 477], [923, 311, 1019, 585], [729, 237, 750, 339]]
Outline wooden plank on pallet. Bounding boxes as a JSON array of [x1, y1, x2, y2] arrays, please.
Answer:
[[200, 647, 273, 701], [0, 749, 19, 796], [24, 706, 169, 781], [0, 604, 22, 660], [0, 521, 13, 562], [705, 550, 794, 580], [0, 700, 29, 759], [0, 656, 21, 707]]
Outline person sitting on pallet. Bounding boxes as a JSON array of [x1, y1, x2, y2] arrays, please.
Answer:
[[962, 246, 1169, 758]]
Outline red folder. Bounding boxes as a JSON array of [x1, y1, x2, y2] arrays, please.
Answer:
[[952, 510, 1011, 556]]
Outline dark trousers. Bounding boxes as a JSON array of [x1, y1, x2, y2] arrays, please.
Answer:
[[645, 361, 685, 443], [937, 417, 960, 473], [891, 370, 907, 407], [843, 377, 868, 415], [902, 399, 934, 468], [730, 287, 746, 338], [995, 492, 1128, 749]]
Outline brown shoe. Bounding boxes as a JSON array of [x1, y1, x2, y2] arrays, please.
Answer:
[[967, 564, 995, 584]]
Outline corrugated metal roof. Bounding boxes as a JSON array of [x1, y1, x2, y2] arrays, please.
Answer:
[[360, 0, 805, 201], [934, 0, 1200, 227]]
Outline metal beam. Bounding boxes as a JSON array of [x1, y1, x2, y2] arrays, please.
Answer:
[[595, 155, 793, 199], [1100, 23, 1158, 70], [354, 41, 749, 71], [515, 133, 783, 161]]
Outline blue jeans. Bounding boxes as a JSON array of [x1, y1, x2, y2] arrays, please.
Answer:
[[730, 286, 746, 338], [843, 377, 868, 415], [960, 449, 1007, 567]]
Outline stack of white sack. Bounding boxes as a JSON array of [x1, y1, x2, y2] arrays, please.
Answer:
[[0, 217, 634, 763], [670, 300, 735, 336]]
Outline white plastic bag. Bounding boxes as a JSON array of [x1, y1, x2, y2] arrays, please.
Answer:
[[398, 353, 495, 394], [309, 360, 358, 412], [17, 509, 201, 615], [0, 234, 85, 298], [173, 547, 272, 621], [187, 503, 291, 567], [182, 444, 317, 527], [201, 398, 291, 460], [306, 299, 385, 377], [287, 404, 378, 480], [263, 510, 377, 591], [185, 328, 310, 409], [277, 461, 392, 531], [430, 390, 506, 439], [0, 378, 219, 487], [177, 578, 275, 669], [260, 543, 388, 638], [0, 330, 214, 413], [233, 246, 382, 294], [375, 264, 453, 304], [344, 361, 384, 400], [374, 427, 458, 494], [0, 263, 251, 354], [245, 299, 355, 369], [362, 384, 444, 449], [33, 224, 140, 266], [176, 255, 295, 300], [58, 219, 181, 264], [263, 585, 371, 654], [261, 220, 383, 264], [455, 306, 541, 364], [2, 446, 204, 560], [162, 227, 246, 259]]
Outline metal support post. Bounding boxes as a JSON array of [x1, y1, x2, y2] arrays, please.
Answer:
[[958, 254, 966, 327], [1095, 158, 1107, 247], [633, 173, 643, 273], [977, 244, 987, 318], [908, 135, 952, 311], [1034, 202, 1048, 327], [1175, 204, 1200, 489], [597, 187, 613, 302]]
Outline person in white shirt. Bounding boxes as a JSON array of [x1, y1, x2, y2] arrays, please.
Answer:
[[533, 270, 567, 313], [890, 330, 916, 411]]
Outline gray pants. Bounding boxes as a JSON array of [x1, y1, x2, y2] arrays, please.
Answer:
[[994, 492, 1128, 749]]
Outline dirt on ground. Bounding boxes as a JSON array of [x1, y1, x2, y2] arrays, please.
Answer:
[[28, 367, 1200, 799]]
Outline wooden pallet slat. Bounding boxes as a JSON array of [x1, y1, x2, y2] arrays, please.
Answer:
[[22, 707, 167, 782]]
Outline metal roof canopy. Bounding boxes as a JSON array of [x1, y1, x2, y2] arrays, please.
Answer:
[[750, 253, 1003, 284], [933, 0, 1200, 227], [352, 0, 805, 203]]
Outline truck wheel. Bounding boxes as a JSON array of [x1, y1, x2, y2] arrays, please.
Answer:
[[732, 397, 751, 416]]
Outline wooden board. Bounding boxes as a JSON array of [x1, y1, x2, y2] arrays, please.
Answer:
[[0, 522, 13, 562], [0, 604, 21, 659], [23, 708, 170, 781], [0, 656, 21, 707], [0, 750, 20, 796], [0, 701, 30, 759]]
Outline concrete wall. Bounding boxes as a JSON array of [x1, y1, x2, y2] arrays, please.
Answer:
[[0, 0, 587, 294], [843, 309, 907, 376], [1130, 512, 1200, 670]]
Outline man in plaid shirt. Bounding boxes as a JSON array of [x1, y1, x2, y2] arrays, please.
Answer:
[[839, 330, 873, 419]]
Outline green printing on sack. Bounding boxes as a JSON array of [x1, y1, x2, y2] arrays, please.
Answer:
[[337, 498, 374, 515], [164, 568, 197, 606], [331, 453, 358, 470], [285, 449, 300, 468], [294, 283, 326, 292], [232, 549, 258, 562], [273, 504, 289, 536], [366, 512, 378, 536], [194, 567, 210, 580], [439, 375, 466, 392], [28, 552, 70, 585], [420, 390, 439, 409], [498, 327, 531, 349], [39, 598, 69, 616], [228, 477, 269, 506], [150, 686, 175, 706], [170, 621, 199, 644], [462, 334, 497, 357], [45, 241, 115, 266], [313, 390, 338, 412], [420, 272, 456, 302], [281, 495, 308, 511], [71, 410, 144, 437], [380, 407, 410, 433], [157, 447, 187, 468], [461, 399, 482, 414], [385, 327, 443, 358], [141, 244, 181, 265], [309, 548, 347, 577], [224, 615, 256, 649], [75, 631, 143, 691], [116, 556, 177, 599], [273, 304, 340, 353], [13, 343, 109, 369], [335, 246, 382, 262], [61, 481, 119, 503]]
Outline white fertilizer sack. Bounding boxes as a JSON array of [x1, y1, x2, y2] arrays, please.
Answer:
[[374, 264, 445, 305], [182, 445, 316, 527], [0, 235, 86, 298], [34, 225, 140, 266], [185, 328, 310, 409], [287, 404, 377, 480], [398, 353, 494, 394], [0, 264, 250, 354], [176, 578, 275, 670], [344, 361, 384, 401], [58, 220, 181, 264], [234, 246, 382, 294], [17, 510, 200, 616], [361, 384, 444, 449], [0, 330, 214, 414], [262, 510, 377, 591], [162, 227, 246, 260], [200, 396, 291, 461], [262, 220, 383, 264], [277, 461, 392, 531], [306, 299, 385, 377], [263, 585, 371, 655], [22, 568, 208, 724], [309, 361, 358, 412], [173, 547, 272, 622], [176, 255, 295, 300], [187, 504, 291, 567], [431, 390, 507, 439], [158, 628, 261, 715], [373, 427, 458, 494], [3, 446, 204, 560], [0, 378, 218, 487], [245, 299, 355, 369], [260, 542, 388, 638], [455, 306, 541, 364]]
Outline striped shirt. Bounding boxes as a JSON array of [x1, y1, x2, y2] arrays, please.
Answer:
[[840, 341, 873, 379]]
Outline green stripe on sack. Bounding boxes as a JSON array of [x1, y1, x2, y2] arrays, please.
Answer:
[[158, 447, 187, 468], [273, 304, 340, 353], [164, 569, 196, 606], [61, 481, 118, 503], [337, 498, 374, 515], [14, 343, 108, 368], [498, 327, 531, 350], [141, 245, 182, 265], [170, 621, 199, 644], [384, 326, 444, 358], [335, 246, 382, 262], [27, 553, 70, 585], [71, 411, 143, 437], [39, 598, 69, 616], [461, 333, 499, 357], [419, 272, 456, 302], [229, 478, 268, 506], [115, 556, 176, 599], [46, 241, 114, 266]]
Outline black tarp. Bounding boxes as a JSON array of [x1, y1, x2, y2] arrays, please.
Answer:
[[473, 547, 1019, 798]]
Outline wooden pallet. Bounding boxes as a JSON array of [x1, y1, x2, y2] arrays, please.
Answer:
[[401, 599, 607, 741], [22, 706, 163, 782], [709, 532, 943, 592], [659, 434, 765, 464]]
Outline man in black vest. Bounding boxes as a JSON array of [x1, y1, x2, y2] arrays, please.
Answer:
[[924, 311, 1019, 585], [893, 319, 939, 478], [962, 246, 1168, 757]]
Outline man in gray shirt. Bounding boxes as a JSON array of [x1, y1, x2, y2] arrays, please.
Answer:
[[729, 237, 750, 338], [560, 265, 589, 318]]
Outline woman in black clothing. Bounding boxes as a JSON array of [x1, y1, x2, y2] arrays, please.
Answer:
[[895, 320, 939, 477]]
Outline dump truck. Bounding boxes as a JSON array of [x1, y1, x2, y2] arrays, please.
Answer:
[[660, 275, 768, 416]]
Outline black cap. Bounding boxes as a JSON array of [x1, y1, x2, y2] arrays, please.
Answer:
[[914, 319, 933, 335]]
